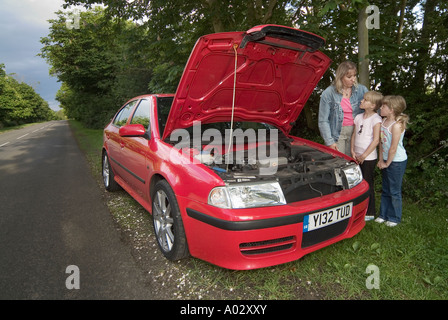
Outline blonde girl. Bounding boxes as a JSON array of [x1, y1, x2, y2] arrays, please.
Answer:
[[351, 91, 383, 220], [376, 95, 409, 227]]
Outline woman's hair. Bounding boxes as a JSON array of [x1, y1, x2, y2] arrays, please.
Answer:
[[382, 95, 410, 130], [364, 91, 383, 111], [333, 61, 358, 94]]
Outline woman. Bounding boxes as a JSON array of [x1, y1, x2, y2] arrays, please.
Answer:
[[318, 61, 368, 156]]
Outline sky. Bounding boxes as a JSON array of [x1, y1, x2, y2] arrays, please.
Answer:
[[0, 0, 78, 111]]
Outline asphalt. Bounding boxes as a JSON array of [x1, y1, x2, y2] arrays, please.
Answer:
[[0, 121, 154, 299]]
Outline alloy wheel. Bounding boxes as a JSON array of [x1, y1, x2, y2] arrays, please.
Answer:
[[153, 189, 175, 252]]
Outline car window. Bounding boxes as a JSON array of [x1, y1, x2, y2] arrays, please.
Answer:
[[113, 100, 137, 127], [157, 96, 174, 137], [130, 99, 151, 129]]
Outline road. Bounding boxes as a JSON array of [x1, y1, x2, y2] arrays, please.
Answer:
[[0, 121, 155, 299]]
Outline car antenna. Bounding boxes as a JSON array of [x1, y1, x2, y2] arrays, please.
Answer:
[[226, 43, 239, 172]]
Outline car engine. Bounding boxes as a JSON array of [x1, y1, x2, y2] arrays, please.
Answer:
[[203, 138, 350, 203], [170, 129, 355, 204]]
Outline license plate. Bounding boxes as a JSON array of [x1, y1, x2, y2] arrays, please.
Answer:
[[303, 203, 353, 233]]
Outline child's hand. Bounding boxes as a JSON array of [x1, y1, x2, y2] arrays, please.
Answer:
[[377, 160, 388, 169], [356, 154, 366, 164]]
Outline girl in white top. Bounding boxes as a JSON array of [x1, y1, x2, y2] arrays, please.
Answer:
[[351, 91, 383, 220], [351, 91, 383, 163]]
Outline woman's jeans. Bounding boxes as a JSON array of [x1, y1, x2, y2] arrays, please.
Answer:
[[337, 125, 353, 156], [379, 160, 407, 223]]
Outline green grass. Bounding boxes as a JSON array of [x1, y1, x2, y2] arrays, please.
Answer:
[[69, 119, 447, 300], [68, 120, 104, 172]]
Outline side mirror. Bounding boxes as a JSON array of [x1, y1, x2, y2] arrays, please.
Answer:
[[119, 124, 147, 137]]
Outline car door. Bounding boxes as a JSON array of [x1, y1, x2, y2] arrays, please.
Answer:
[[106, 100, 138, 179], [119, 99, 152, 199]]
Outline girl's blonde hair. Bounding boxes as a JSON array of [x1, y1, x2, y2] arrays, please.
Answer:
[[333, 61, 358, 94], [382, 95, 410, 130], [364, 91, 383, 111]]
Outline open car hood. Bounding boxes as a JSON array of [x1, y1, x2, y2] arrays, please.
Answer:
[[162, 25, 331, 140]]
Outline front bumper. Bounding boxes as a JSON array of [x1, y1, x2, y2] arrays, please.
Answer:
[[179, 180, 370, 270]]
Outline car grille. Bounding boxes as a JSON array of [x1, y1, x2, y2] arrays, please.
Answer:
[[301, 220, 349, 248], [239, 236, 296, 256]]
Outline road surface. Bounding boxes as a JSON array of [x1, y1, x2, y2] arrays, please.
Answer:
[[0, 121, 155, 299]]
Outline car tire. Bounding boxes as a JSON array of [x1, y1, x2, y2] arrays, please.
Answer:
[[102, 152, 121, 191], [152, 180, 189, 261]]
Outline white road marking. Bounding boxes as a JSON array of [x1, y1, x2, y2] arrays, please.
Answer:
[[1, 122, 56, 147], [17, 133, 30, 140]]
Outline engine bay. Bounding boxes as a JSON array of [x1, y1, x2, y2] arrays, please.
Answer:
[[168, 125, 354, 203], [204, 138, 350, 203]]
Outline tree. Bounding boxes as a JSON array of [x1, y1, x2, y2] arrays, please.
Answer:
[[0, 64, 20, 126], [40, 7, 152, 127], [412, 0, 437, 93], [0, 63, 54, 127], [62, 0, 293, 94], [300, 0, 371, 86], [357, 3, 369, 87]]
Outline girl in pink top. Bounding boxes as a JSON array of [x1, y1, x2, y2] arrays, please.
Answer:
[[351, 91, 383, 220]]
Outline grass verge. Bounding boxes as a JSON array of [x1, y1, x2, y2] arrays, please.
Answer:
[[69, 119, 447, 300]]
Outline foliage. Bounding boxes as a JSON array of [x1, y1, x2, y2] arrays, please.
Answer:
[[42, 1, 448, 204], [40, 8, 152, 128], [0, 63, 55, 128], [62, 0, 294, 94]]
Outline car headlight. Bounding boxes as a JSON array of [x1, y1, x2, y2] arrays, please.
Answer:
[[342, 164, 363, 189], [208, 181, 286, 209]]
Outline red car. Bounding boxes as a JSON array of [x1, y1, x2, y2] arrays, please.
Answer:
[[102, 25, 369, 270]]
